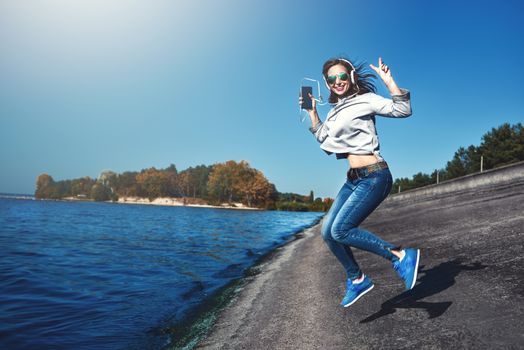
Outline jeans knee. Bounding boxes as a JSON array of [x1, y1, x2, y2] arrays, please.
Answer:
[[331, 224, 357, 242], [321, 222, 332, 241]]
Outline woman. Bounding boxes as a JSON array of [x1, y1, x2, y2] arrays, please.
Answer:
[[300, 57, 420, 308]]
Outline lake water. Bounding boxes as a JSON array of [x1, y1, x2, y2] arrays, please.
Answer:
[[0, 197, 323, 349]]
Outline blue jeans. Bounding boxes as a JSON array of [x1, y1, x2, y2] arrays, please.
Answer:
[[321, 168, 398, 280]]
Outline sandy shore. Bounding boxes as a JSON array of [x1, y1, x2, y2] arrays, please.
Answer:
[[60, 196, 262, 210], [192, 178, 524, 349]]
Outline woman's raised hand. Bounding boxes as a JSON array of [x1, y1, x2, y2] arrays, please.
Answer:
[[370, 57, 401, 95], [369, 57, 394, 87]]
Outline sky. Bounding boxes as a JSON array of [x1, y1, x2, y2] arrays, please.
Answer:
[[1, 0, 523, 198]]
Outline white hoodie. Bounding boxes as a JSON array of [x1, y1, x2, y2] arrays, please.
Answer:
[[309, 88, 412, 160]]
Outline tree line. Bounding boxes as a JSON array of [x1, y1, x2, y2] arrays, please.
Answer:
[[392, 122, 524, 193], [35, 123, 521, 209], [35, 160, 332, 212]]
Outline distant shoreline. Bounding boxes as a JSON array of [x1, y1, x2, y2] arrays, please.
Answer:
[[0, 194, 35, 200], [0, 194, 262, 211], [113, 196, 262, 211]]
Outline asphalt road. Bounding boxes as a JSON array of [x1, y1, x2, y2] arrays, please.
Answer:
[[195, 178, 524, 350]]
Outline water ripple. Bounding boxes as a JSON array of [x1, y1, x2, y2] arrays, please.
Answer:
[[0, 198, 322, 349]]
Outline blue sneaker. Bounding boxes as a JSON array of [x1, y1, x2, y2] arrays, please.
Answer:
[[340, 275, 374, 307], [393, 248, 420, 290]]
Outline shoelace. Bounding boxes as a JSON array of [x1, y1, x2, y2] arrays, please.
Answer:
[[346, 279, 362, 293]]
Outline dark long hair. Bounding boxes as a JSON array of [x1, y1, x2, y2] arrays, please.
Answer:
[[322, 58, 376, 103]]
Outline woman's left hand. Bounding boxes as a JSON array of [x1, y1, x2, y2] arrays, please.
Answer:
[[370, 57, 401, 95], [369, 57, 394, 87]]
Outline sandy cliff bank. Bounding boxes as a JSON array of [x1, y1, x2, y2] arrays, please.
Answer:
[[116, 196, 261, 210]]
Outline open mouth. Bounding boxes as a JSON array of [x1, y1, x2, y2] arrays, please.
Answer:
[[333, 85, 347, 93]]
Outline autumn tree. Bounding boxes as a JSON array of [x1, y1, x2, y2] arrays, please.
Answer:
[[323, 197, 334, 210], [207, 160, 272, 207], [178, 165, 212, 198], [207, 161, 241, 203], [233, 166, 272, 207], [135, 167, 171, 200], [35, 173, 56, 199]]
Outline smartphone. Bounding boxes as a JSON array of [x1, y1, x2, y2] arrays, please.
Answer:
[[300, 86, 313, 110]]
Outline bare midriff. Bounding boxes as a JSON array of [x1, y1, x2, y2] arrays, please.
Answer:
[[346, 154, 380, 169]]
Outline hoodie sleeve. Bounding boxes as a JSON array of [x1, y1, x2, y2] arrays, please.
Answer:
[[309, 121, 329, 143], [369, 88, 412, 118]]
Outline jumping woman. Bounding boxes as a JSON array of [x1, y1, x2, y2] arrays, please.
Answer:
[[300, 57, 420, 307]]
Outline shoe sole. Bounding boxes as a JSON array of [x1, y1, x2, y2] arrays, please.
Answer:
[[408, 249, 420, 290], [342, 284, 374, 308]]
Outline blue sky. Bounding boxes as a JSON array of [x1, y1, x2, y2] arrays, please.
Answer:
[[1, 0, 523, 198]]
